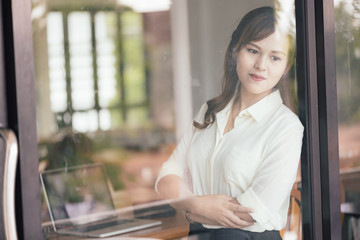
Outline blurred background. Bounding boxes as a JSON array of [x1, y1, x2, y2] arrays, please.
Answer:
[[30, 0, 360, 239]]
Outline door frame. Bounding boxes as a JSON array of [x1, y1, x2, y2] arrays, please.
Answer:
[[295, 0, 341, 239], [1, 0, 42, 239]]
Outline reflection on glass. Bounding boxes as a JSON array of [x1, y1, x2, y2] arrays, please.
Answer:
[[34, 0, 174, 231], [41, 164, 114, 224], [334, 1, 360, 238], [33, 0, 302, 239]]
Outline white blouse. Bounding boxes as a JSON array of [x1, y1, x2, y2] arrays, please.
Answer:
[[155, 90, 304, 232]]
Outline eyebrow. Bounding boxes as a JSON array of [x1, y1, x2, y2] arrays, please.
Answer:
[[247, 42, 287, 56]]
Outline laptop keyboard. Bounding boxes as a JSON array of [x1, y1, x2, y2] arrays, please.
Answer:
[[77, 219, 135, 232]]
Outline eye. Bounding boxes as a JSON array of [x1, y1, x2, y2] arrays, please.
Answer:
[[271, 56, 282, 61], [247, 48, 259, 54]]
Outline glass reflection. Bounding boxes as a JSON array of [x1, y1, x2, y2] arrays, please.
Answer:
[[32, 0, 302, 239], [334, 0, 360, 238]]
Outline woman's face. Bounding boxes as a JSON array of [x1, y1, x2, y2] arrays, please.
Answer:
[[236, 30, 289, 100]]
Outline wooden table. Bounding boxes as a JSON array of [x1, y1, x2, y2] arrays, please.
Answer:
[[42, 211, 189, 240]]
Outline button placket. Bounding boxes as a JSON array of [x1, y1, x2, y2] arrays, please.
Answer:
[[210, 137, 220, 194], [208, 129, 222, 194]]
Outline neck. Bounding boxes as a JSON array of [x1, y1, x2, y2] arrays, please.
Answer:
[[238, 89, 272, 112]]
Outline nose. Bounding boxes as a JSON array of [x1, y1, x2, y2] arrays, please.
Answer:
[[254, 56, 266, 71]]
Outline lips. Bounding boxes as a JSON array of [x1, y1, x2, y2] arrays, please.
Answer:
[[250, 74, 266, 82]]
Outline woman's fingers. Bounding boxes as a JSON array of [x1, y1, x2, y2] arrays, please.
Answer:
[[192, 195, 255, 228], [226, 199, 256, 225], [234, 212, 256, 223], [227, 201, 254, 213], [225, 211, 254, 228], [219, 203, 254, 228]]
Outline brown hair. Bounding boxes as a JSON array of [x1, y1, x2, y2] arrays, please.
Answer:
[[193, 6, 295, 129]]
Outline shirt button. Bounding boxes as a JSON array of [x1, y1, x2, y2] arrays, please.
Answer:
[[241, 113, 249, 119]]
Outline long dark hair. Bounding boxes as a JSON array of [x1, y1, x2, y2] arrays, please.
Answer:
[[193, 6, 295, 129]]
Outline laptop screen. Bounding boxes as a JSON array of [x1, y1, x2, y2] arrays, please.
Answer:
[[40, 164, 115, 226]]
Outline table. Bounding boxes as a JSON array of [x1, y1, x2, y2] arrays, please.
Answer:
[[42, 211, 189, 240]]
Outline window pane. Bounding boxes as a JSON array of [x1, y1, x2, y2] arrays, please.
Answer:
[[121, 12, 147, 105], [47, 12, 67, 113], [334, 1, 360, 238], [99, 108, 124, 130], [73, 110, 98, 133], [32, 1, 303, 239], [68, 12, 95, 111], [95, 12, 120, 108], [34, 2, 174, 233]]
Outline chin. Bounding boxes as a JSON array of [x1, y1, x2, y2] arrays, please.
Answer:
[[247, 88, 268, 95]]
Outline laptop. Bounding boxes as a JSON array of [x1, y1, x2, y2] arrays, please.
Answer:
[[40, 163, 162, 238]]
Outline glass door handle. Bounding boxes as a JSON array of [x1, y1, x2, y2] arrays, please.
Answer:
[[0, 129, 18, 240]]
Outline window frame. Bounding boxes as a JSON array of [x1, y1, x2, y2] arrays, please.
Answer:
[[1, 0, 42, 238], [47, 8, 149, 131], [295, 0, 342, 239]]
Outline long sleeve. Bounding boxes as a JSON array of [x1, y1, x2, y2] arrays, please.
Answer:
[[236, 122, 304, 231], [154, 104, 208, 193]]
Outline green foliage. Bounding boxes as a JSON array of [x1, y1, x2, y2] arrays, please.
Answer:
[[121, 12, 146, 105], [44, 130, 94, 170], [104, 163, 125, 190]]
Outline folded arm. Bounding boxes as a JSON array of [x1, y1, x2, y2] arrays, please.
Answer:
[[236, 125, 304, 229], [157, 174, 255, 228]]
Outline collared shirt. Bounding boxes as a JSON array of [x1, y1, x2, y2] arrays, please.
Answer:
[[155, 90, 304, 232]]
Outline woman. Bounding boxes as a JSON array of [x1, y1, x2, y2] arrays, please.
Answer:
[[155, 6, 303, 240]]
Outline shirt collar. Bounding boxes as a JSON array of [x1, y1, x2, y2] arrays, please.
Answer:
[[245, 89, 283, 122], [215, 90, 283, 133]]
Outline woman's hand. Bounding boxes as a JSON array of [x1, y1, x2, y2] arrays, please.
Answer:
[[230, 198, 256, 223], [190, 195, 255, 228], [157, 176, 255, 228]]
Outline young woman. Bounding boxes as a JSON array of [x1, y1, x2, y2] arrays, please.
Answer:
[[155, 6, 303, 240]]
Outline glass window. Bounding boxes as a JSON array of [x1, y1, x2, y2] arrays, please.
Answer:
[[334, 0, 360, 238], [32, 0, 303, 239], [37, 8, 148, 133]]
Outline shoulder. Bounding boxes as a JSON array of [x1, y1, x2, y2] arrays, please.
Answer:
[[278, 105, 303, 126], [270, 104, 304, 137], [263, 105, 304, 151]]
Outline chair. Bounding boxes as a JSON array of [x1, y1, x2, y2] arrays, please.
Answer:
[[280, 184, 302, 239]]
